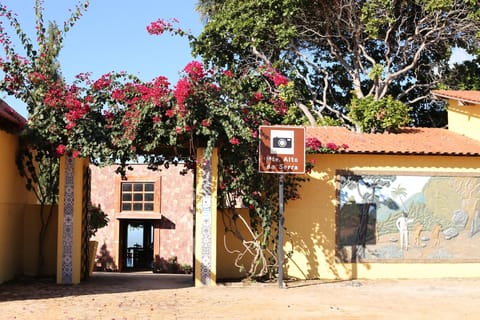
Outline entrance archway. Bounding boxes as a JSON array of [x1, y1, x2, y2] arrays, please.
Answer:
[[58, 148, 218, 286]]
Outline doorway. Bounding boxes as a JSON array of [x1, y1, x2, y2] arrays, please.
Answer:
[[120, 220, 154, 271]]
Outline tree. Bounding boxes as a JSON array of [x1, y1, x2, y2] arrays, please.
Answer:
[[0, 0, 90, 275], [194, 0, 480, 131], [391, 185, 408, 212], [15, 133, 59, 274], [441, 56, 480, 90]]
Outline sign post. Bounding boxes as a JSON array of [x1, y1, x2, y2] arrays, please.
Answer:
[[278, 174, 285, 288], [258, 126, 305, 288]]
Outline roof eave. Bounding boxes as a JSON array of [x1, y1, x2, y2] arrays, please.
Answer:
[[311, 150, 480, 156], [431, 91, 480, 106], [0, 99, 27, 133]]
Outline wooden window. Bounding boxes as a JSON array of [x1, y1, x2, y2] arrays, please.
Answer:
[[121, 182, 156, 212], [114, 175, 161, 216]]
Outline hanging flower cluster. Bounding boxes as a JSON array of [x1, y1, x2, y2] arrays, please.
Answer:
[[306, 137, 349, 153], [263, 66, 289, 87], [146, 18, 179, 35]]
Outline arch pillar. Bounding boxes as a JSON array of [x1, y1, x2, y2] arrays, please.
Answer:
[[195, 148, 218, 286], [56, 156, 89, 284]]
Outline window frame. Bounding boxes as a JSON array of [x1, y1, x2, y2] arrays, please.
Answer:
[[115, 175, 161, 218]]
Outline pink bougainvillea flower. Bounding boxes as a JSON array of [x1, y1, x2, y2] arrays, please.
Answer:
[[223, 70, 233, 78], [152, 75, 170, 87], [174, 78, 190, 112], [202, 119, 210, 127], [165, 109, 175, 118], [28, 71, 47, 83], [183, 61, 205, 81], [92, 73, 112, 90], [209, 83, 219, 91], [65, 121, 76, 130], [74, 72, 91, 81], [273, 72, 288, 87], [152, 115, 161, 123], [103, 110, 114, 121], [111, 88, 124, 101], [253, 92, 263, 101], [56, 144, 66, 156], [263, 66, 289, 87], [306, 137, 322, 151], [71, 150, 80, 158], [146, 18, 168, 35], [272, 98, 287, 115], [146, 18, 181, 36], [326, 142, 338, 151], [229, 137, 240, 145]]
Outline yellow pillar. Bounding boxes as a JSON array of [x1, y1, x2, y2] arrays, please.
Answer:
[[195, 148, 218, 286], [57, 156, 88, 284]]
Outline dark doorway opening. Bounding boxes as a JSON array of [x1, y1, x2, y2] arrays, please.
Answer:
[[120, 220, 154, 271]]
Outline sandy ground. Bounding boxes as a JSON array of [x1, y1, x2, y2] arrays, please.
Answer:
[[1, 272, 480, 319]]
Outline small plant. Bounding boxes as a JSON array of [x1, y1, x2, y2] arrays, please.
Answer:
[[180, 263, 193, 274], [87, 203, 109, 238], [167, 256, 179, 273]]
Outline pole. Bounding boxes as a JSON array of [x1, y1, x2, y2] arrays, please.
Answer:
[[278, 174, 285, 288]]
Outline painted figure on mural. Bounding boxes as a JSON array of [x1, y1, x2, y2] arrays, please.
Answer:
[[396, 212, 414, 250]]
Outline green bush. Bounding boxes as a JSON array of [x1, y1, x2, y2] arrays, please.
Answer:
[[348, 95, 411, 133]]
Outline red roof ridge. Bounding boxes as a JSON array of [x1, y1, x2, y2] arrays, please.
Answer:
[[432, 90, 480, 105], [0, 99, 27, 133], [306, 126, 480, 156]]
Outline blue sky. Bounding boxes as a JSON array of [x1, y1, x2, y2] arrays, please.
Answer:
[[0, 1, 474, 118], [1, 0, 203, 117]]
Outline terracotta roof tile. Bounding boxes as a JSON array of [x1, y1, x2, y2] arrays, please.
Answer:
[[0, 99, 26, 133], [432, 90, 480, 104], [306, 126, 480, 156]]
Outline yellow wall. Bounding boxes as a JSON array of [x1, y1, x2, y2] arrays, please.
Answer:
[[0, 204, 24, 283], [216, 208, 255, 280], [447, 99, 480, 139], [22, 205, 58, 277], [284, 153, 480, 280], [0, 131, 28, 283]]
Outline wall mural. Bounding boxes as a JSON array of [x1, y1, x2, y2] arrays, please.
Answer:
[[336, 173, 480, 262]]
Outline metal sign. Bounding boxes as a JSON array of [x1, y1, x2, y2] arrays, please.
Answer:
[[258, 125, 306, 288], [258, 125, 306, 174]]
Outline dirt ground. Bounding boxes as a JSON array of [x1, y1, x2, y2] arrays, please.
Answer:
[[1, 272, 480, 319]]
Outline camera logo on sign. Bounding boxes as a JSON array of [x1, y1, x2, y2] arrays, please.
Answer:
[[259, 125, 305, 174], [270, 130, 294, 155]]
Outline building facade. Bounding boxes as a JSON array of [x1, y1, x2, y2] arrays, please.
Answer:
[[215, 90, 480, 281], [90, 164, 194, 272]]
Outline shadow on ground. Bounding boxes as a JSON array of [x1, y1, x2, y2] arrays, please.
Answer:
[[0, 272, 194, 302]]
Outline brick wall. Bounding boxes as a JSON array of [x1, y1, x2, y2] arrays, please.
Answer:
[[90, 164, 194, 270]]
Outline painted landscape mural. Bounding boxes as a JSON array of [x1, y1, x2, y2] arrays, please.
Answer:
[[336, 174, 480, 262]]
